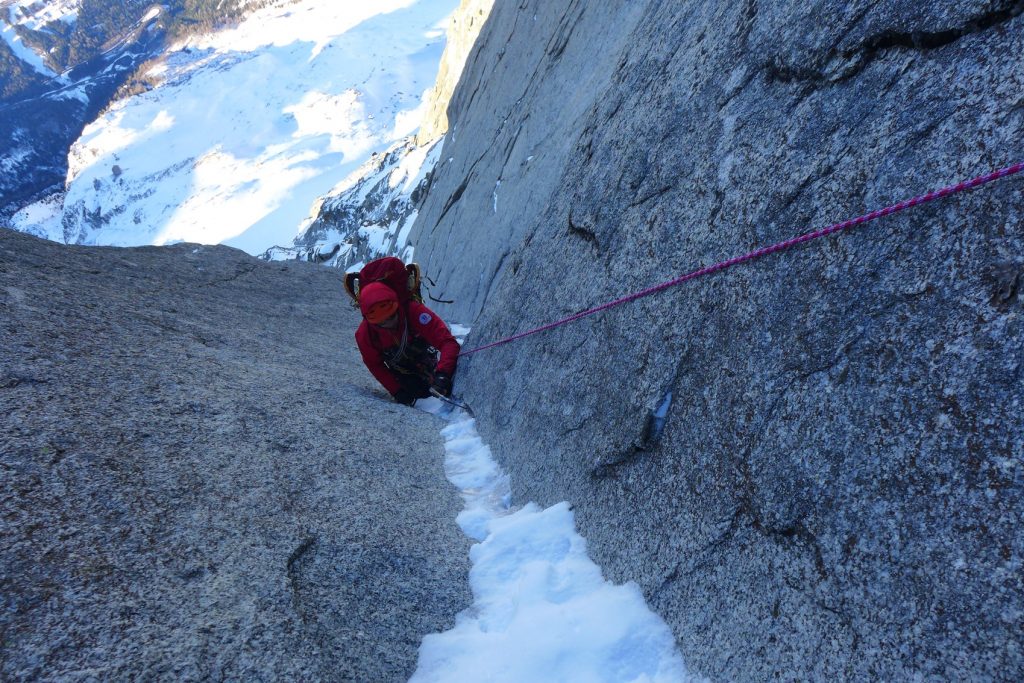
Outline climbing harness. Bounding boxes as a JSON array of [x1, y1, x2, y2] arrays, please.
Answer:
[[383, 322, 438, 380], [459, 161, 1024, 357]]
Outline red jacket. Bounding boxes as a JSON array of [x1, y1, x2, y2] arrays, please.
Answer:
[[355, 300, 460, 395]]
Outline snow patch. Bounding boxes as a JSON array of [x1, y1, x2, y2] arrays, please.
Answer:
[[397, 210, 418, 249], [7, 0, 81, 32], [0, 146, 31, 174], [390, 139, 435, 193], [357, 223, 393, 254], [411, 332, 695, 683], [45, 84, 89, 103], [10, 193, 65, 242], [284, 89, 373, 158], [410, 408, 697, 683]]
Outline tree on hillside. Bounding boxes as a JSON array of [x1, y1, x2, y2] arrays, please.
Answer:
[[13, 20, 73, 72], [66, 0, 154, 66], [0, 39, 48, 100], [169, 0, 280, 38]]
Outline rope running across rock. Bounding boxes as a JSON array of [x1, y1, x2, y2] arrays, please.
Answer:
[[459, 161, 1024, 357]]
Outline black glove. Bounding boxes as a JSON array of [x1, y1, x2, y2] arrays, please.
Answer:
[[393, 388, 417, 406], [430, 371, 453, 397]]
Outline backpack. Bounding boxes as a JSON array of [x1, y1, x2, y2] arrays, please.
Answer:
[[344, 256, 423, 308]]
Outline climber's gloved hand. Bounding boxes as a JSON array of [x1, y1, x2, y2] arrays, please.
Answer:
[[430, 371, 453, 397], [393, 388, 417, 406]]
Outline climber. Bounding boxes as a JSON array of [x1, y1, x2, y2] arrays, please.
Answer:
[[355, 281, 460, 406]]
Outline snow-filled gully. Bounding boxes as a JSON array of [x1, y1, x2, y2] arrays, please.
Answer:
[[410, 402, 698, 683]]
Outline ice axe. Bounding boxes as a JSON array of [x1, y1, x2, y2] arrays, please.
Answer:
[[429, 388, 473, 414]]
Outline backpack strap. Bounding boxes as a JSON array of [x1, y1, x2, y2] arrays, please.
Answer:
[[405, 263, 423, 303], [343, 272, 361, 307]]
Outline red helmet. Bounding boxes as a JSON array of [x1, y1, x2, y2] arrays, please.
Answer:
[[359, 282, 399, 324]]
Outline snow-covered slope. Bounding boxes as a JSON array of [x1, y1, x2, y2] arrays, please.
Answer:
[[11, 0, 458, 254], [262, 0, 494, 273]]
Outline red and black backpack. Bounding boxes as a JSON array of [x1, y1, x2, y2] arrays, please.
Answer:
[[343, 256, 423, 308]]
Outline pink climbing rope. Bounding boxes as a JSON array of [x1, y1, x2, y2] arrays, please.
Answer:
[[459, 161, 1024, 357]]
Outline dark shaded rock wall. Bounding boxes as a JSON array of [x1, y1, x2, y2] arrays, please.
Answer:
[[409, 0, 1024, 680], [0, 228, 470, 681]]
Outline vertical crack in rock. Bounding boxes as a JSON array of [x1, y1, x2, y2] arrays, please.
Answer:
[[286, 535, 317, 619], [480, 250, 509, 305], [437, 178, 470, 225], [411, 0, 1022, 678], [435, 146, 495, 228], [500, 120, 528, 175], [544, 1, 586, 60]]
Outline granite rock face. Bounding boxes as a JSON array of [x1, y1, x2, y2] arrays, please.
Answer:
[[409, 1, 1024, 680], [0, 228, 470, 681], [416, 0, 496, 146]]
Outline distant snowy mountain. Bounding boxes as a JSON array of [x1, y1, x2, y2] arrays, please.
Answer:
[[262, 136, 442, 270], [0, 2, 167, 216], [9, 0, 460, 255], [261, 0, 494, 272]]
